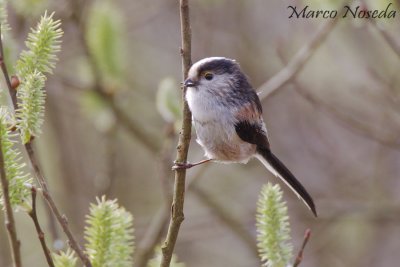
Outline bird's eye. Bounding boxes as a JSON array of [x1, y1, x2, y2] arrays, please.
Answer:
[[204, 72, 214, 81]]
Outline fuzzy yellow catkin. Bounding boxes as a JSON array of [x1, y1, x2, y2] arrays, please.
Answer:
[[256, 183, 293, 267]]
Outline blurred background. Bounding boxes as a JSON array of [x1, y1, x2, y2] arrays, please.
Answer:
[[1, 0, 400, 266]]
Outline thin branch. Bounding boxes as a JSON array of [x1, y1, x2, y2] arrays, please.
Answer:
[[24, 144, 92, 267], [191, 185, 258, 257], [132, 123, 175, 267], [66, 0, 161, 154], [0, 135, 22, 267], [369, 19, 400, 59], [59, 76, 160, 153], [134, 207, 169, 267], [2, 20, 60, 244], [4, 44, 59, 242], [134, 164, 208, 267], [275, 47, 400, 151], [67, 1, 259, 265], [363, 0, 400, 59], [293, 229, 311, 267], [65, 7, 265, 262], [258, 17, 339, 100], [0, 28, 92, 267], [0, 37, 17, 111], [67, 2, 189, 266], [295, 86, 400, 150], [160, 1, 192, 265], [99, 90, 160, 153], [28, 186, 54, 267]]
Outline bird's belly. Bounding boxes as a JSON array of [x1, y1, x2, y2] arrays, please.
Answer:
[[194, 120, 256, 163]]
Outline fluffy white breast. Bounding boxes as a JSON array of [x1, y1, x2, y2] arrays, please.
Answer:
[[186, 87, 214, 122]]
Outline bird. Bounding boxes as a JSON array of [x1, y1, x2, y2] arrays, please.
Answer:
[[173, 57, 317, 217]]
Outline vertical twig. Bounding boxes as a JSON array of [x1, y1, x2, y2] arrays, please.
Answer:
[[136, 166, 206, 264], [135, 165, 207, 267], [28, 186, 54, 267], [0, 25, 93, 267], [0, 136, 22, 267], [0, 36, 17, 111], [160, 0, 192, 266], [293, 229, 311, 267]]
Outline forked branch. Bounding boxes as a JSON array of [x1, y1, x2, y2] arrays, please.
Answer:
[[0, 24, 92, 267]]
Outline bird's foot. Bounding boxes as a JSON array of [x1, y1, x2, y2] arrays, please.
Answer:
[[172, 161, 195, 170], [172, 159, 213, 170]]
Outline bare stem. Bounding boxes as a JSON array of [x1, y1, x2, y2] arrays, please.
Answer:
[[160, 0, 192, 266], [293, 229, 311, 267], [24, 144, 92, 267], [28, 186, 54, 267], [275, 45, 400, 151], [369, 20, 400, 59], [0, 25, 92, 267], [0, 135, 22, 267], [67, 0, 161, 154], [134, 207, 169, 267], [135, 165, 207, 267], [0, 35, 17, 111]]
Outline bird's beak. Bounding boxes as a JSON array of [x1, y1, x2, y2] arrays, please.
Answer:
[[184, 78, 197, 87]]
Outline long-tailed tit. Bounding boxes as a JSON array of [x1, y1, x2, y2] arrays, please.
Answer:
[[174, 57, 316, 216]]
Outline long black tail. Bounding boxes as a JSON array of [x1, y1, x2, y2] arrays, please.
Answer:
[[256, 147, 317, 217]]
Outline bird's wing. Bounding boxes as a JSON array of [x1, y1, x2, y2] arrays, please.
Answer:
[[234, 107, 317, 217], [233, 96, 270, 149], [234, 119, 270, 149]]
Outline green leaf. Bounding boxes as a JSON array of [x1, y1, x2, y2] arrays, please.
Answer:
[[156, 77, 182, 123], [256, 183, 293, 267], [85, 196, 134, 267], [80, 90, 116, 133], [10, 0, 48, 17], [86, 0, 125, 88]]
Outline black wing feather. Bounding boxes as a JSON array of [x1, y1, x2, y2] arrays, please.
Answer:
[[235, 120, 317, 217], [234, 120, 269, 149]]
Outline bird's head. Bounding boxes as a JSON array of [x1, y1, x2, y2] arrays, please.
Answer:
[[184, 57, 247, 93]]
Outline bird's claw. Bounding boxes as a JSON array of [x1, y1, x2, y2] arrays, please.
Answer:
[[172, 161, 194, 170]]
